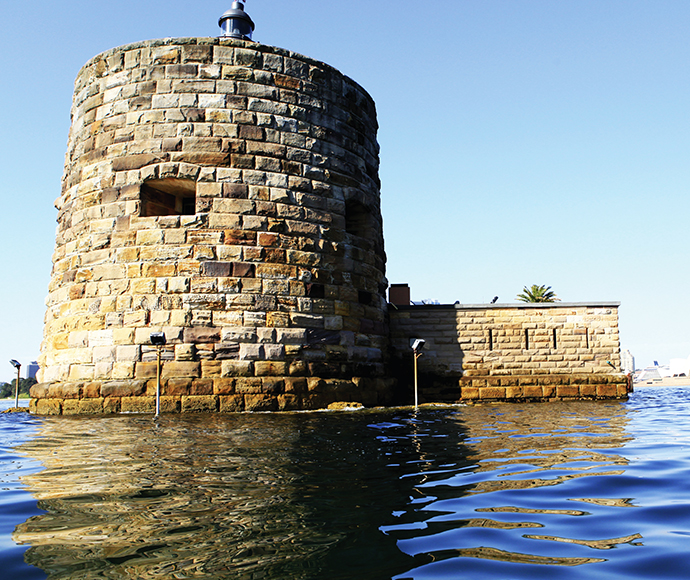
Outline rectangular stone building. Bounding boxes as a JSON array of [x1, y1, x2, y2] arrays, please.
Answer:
[[388, 301, 628, 403]]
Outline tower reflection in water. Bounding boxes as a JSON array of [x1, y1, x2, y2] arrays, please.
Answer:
[[14, 402, 635, 579]]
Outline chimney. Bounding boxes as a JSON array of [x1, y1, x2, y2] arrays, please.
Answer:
[[389, 284, 411, 306]]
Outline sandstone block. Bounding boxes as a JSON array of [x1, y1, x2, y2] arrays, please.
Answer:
[[244, 394, 278, 412], [183, 327, 221, 344], [284, 377, 307, 395], [103, 397, 121, 414], [78, 398, 105, 414], [166, 379, 192, 396], [30, 383, 51, 399], [523, 385, 543, 398], [222, 360, 254, 377], [121, 396, 155, 413], [239, 344, 263, 360], [235, 378, 263, 394], [201, 361, 221, 378], [505, 387, 523, 399], [182, 395, 218, 413], [556, 385, 579, 398], [191, 379, 214, 395], [112, 362, 136, 379], [84, 382, 102, 398], [213, 378, 235, 395], [36, 399, 62, 415], [101, 380, 147, 398], [160, 396, 181, 414], [135, 362, 158, 379], [161, 362, 201, 379], [62, 399, 81, 415], [263, 345, 286, 360], [460, 386, 480, 401], [220, 395, 244, 412], [480, 387, 505, 399], [596, 384, 618, 398], [48, 382, 82, 399]]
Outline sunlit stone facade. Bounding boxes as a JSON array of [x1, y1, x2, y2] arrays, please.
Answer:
[[34, 37, 391, 414]]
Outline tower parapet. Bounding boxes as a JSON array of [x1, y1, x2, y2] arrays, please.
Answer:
[[34, 36, 390, 414]]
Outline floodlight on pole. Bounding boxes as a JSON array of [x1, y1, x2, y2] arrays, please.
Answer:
[[9, 360, 21, 410], [150, 333, 166, 416], [411, 339, 425, 409]]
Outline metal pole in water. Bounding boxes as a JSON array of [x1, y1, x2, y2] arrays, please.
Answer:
[[15, 365, 20, 409], [9, 360, 21, 410], [150, 332, 166, 417], [414, 352, 419, 409], [411, 339, 425, 410], [155, 346, 161, 417]]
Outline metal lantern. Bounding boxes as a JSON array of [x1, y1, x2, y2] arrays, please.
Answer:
[[219, 2, 255, 40]]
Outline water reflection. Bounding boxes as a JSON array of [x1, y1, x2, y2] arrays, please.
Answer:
[[15, 411, 472, 579], [12, 401, 644, 579], [385, 402, 641, 578]]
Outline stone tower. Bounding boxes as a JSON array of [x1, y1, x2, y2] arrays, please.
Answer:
[[33, 12, 391, 414]]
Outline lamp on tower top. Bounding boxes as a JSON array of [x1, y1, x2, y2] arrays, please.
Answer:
[[219, 2, 255, 40]]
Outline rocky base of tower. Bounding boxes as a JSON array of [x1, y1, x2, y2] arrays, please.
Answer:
[[29, 376, 397, 415]]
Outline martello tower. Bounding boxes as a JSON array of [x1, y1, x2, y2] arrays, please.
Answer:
[[34, 4, 391, 414]]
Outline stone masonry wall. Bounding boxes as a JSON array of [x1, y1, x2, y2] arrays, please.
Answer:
[[33, 37, 392, 415], [389, 303, 628, 404]]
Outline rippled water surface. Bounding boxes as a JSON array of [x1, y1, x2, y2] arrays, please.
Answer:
[[3, 388, 690, 579]]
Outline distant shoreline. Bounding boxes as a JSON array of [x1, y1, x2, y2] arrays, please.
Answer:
[[634, 377, 690, 387]]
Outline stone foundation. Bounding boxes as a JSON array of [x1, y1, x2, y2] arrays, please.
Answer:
[[30, 376, 395, 415]]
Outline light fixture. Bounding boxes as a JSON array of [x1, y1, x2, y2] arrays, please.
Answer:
[[150, 333, 167, 416], [411, 339, 425, 409], [411, 339, 425, 353], [150, 332, 166, 346], [9, 359, 21, 409], [219, 2, 255, 40]]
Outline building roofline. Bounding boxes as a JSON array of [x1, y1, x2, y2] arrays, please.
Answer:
[[391, 302, 621, 311]]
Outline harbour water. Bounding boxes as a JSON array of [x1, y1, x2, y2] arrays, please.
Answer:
[[2, 387, 690, 579]]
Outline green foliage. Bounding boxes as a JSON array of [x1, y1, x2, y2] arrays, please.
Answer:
[[0, 377, 37, 399], [516, 284, 560, 303]]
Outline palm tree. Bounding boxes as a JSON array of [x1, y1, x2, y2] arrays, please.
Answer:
[[516, 284, 560, 303]]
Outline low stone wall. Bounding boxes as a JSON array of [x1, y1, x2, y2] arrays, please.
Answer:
[[389, 302, 628, 403], [29, 376, 394, 415]]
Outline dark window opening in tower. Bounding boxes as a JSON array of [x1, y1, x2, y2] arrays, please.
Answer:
[[140, 179, 196, 217], [345, 200, 373, 239]]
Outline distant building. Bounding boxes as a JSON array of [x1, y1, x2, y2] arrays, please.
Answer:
[[621, 350, 635, 374], [26, 362, 39, 380], [670, 356, 690, 377]]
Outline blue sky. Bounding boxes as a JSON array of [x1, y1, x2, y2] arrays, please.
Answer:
[[1, 0, 689, 381]]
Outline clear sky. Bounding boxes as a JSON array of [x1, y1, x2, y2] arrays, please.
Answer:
[[1, 0, 689, 382]]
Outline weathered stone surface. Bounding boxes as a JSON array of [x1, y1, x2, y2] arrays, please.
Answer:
[[36, 399, 62, 415], [327, 402, 364, 410], [101, 380, 147, 398], [161, 362, 201, 379], [30, 383, 51, 399], [219, 395, 244, 412], [166, 378, 192, 396], [78, 398, 105, 414], [182, 395, 218, 413], [121, 396, 155, 413], [62, 399, 81, 415], [244, 394, 278, 412]]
